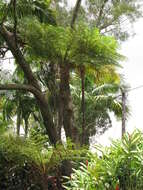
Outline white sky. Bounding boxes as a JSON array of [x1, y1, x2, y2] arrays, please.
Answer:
[[97, 18, 143, 146]]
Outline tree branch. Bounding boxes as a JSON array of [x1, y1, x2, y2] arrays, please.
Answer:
[[0, 83, 38, 95], [70, 0, 82, 28], [96, 0, 109, 28]]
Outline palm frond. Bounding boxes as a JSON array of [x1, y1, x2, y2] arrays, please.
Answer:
[[92, 83, 120, 95]]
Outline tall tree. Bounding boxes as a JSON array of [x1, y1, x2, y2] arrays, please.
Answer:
[[50, 0, 141, 144], [71, 69, 125, 145], [58, 0, 82, 142]]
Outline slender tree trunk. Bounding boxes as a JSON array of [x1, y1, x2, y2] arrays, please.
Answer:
[[121, 90, 126, 138], [57, 106, 63, 141], [24, 118, 28, 138], [16, 108, 21, 136], [80, 67, 85, 145]]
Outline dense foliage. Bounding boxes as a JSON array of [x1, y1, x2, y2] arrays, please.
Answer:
[[0, 132, 90, 190], [65, 130, 143, 190], [2, 130, 143, 190]]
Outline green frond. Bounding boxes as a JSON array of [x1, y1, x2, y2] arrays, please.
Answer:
[[19, 19, 71, 60], [92, 83, 120, 95], [70, 24, 124, 68], [3, 99, 16, 121], [0, 0, 55, 25]]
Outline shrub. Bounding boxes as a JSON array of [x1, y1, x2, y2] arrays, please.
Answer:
[[64, 130, 143, 190], [0, 134, 90, 189], [0, 135, 52, 190]]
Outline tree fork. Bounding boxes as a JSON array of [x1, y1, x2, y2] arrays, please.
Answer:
[[0, 26, 41, 90]]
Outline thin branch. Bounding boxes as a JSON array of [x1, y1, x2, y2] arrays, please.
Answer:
[[101, 19, 130, 35], [100, 16, 129, 32], [96, 0, 109, 27]]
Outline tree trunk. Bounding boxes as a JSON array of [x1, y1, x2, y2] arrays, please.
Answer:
[[16, 107, 21, 136], [59, 64, 74, 140], [24, 118, 28, 138], [121, 90, 126, 138], [59, 64, 80, 144], [43, 62, 62, 142], [35, 95, 58, 145], [41, 173, 49, 190], [57, 106, 63, 141], [71, 0, 82, 28], [80, 67, 85, 145]]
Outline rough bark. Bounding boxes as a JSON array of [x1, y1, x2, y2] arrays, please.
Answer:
[[45, 63, 62, 141], [59, 64, 74, 140]]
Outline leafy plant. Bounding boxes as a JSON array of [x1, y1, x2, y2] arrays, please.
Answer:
[[0, 132, 91, 189], [64, 130, 143, 190]]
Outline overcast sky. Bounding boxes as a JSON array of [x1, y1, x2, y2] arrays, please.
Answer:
[[97, 17, 143, 145]]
